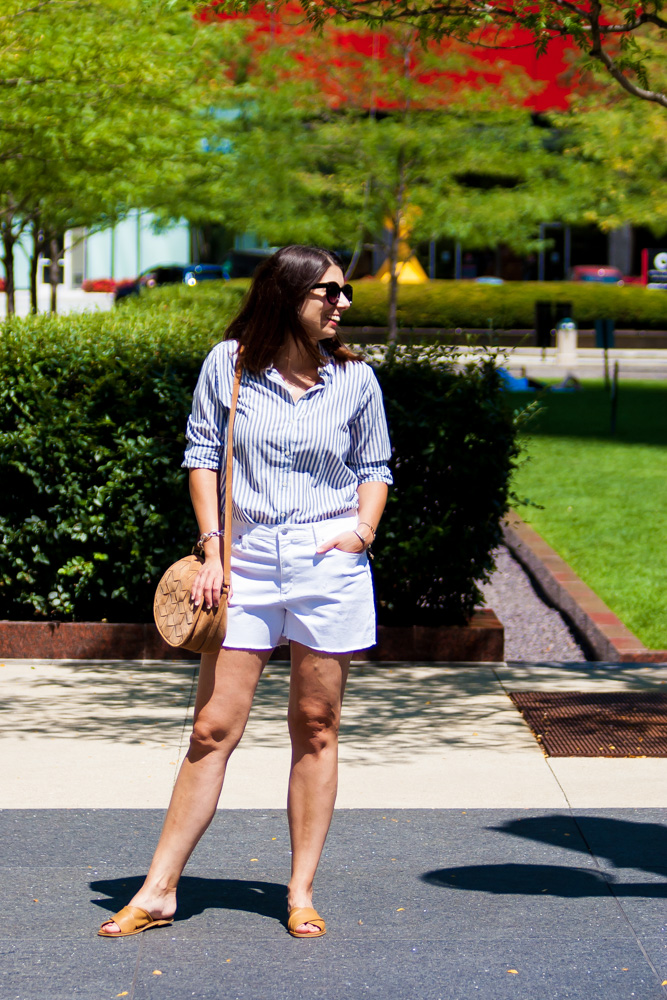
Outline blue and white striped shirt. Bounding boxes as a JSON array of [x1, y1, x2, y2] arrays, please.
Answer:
[[183, 340, 392, 524]]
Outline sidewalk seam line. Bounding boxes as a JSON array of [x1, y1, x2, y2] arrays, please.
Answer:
[[495, 665, 665, 989], [567, 812, 666, 991], [493, 667, 571, 807], [128, 932, 145, 1000], [173, 665, 198, 788]]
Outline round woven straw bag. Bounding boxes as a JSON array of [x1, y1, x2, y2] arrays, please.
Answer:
[[153, 553, 228, 653], [153, 355, 241, 655]]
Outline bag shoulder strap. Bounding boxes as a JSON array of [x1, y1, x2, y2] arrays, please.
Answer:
[[222, 356, 242, 597]]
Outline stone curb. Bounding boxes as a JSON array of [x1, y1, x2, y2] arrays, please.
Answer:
[[503, 512, 667, 663]]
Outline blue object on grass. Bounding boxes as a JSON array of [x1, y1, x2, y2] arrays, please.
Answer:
[[497, 368, 530, 392]]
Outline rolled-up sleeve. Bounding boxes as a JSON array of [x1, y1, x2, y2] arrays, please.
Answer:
[[347, 371, 393, 485], [182, 349, 227, 470]]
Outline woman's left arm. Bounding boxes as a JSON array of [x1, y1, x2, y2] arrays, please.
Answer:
[[316, 481, 388, 554], [355, 480, 388, 545]]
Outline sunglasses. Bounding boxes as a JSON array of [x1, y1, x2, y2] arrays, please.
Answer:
[[311, 281, 353, 305]]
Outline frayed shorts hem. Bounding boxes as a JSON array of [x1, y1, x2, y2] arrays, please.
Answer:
[[221, 638, 374, 655]]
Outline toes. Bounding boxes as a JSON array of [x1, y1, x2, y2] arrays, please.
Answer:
[[100, 920, 121, 935]]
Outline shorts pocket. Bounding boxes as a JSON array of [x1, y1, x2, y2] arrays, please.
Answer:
[[326, 545, 367, 563]]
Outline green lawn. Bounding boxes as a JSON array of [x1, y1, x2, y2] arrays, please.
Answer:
[[511, 381, 667, 649]]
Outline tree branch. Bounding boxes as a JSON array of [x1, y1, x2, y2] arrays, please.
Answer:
[[0, 77, 49, 86], [588, 0, 667, 109], [0, 0, 84, 23]]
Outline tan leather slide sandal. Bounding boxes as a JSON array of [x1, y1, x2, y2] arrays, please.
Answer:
[[287, 906, 326, 938], [98, 904, 174, 937]]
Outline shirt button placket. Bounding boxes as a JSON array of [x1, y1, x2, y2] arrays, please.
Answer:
[[279, 527, 292, 595]]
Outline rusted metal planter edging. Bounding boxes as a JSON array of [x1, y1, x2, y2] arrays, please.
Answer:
[[0, 609, 504, 663], [503, 512, 667, 664]]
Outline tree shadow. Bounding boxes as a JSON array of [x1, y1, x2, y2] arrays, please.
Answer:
[[7, 660, 660, 762], [422, 863, 667, 897], [490, 813, 667, 877], [91, 874, 288, 926], [251, 663, 534, 759], [422, 814, 667, 897], [2, 661, 197, 744]]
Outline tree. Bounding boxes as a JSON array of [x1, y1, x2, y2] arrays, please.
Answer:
[[0, 0, 240, 313], [215, 0, 667, 111], [547, 89, 667, 238], [142, 9, 660, 340], [202, 21, 623, 338]]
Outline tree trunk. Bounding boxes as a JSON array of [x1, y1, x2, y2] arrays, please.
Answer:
[[387, 219, 400, 346], [49, 236, 60, 313], [1, 229, 16, 316], [29, 222, 44, 314], [387, 151, 406, 346]]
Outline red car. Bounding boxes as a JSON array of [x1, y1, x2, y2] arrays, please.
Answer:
[[569, 265, 625, 285]]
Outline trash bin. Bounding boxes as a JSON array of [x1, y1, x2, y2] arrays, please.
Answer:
[[556, 317, 578, 364], [595, 318, 615, 349]]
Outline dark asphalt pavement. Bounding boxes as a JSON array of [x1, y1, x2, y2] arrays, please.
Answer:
[[3, 808, 666, 1000]]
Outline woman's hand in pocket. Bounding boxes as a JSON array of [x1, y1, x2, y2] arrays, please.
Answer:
[[316, 530, 366, 555]]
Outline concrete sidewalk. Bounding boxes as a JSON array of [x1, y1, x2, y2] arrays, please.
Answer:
[[503, 346, 667, 381], [1, 657, 666, 999]]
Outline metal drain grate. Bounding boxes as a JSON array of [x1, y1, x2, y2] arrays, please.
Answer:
[[509, 691, 667, 757]]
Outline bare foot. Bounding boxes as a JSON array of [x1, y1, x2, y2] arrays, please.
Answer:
[[287, 892, 322, 935], [99, 889, 177, 935]]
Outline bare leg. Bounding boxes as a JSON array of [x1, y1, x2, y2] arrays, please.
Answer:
[[100, 646, 270, 934], [286, 641, 350, 934]]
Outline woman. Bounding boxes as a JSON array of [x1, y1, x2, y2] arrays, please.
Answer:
[[99, 245, 392, 940]]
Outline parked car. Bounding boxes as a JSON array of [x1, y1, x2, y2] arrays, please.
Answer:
[[114, 263, 227, 302], [220, 247, 277, 279], [569, 265, 625, 285]]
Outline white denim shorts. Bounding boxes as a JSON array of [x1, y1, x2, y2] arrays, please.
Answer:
[[224, 512, 375, 653]]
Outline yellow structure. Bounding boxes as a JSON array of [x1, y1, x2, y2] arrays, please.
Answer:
[[375, 255, 429, 284], [374, 208, 429, 284]]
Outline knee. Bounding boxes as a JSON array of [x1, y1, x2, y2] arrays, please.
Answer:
[[288, 697, 339, 752], [189, 717, 241, 760]]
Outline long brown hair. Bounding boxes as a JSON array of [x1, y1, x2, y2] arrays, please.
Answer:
[[224, 245, 362, 374]]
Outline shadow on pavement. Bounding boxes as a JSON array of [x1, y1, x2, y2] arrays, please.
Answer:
[[423, 814, 667, 896], [3, 661, 197, 744], [6, 661, 662, 759], [422, 863, 667, 897], [491, 813, 667, 877], [90, 874, 288, 925]]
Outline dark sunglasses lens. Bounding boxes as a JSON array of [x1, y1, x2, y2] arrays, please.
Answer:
[[325, 282, 353, 304]]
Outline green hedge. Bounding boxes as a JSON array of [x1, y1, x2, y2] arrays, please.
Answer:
[[370, 345, 520, 626], [117, 279, 247, 328], [0, 299, 241, 622], [0, 304, 520, 626], [347, 280, 667, 330], [121, 277, 667, 331]]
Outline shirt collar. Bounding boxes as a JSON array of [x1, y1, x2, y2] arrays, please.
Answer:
[[264, 344, 335, 382]]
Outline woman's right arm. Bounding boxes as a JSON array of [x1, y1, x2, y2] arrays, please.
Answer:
[[189, 467, 225, 610]]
